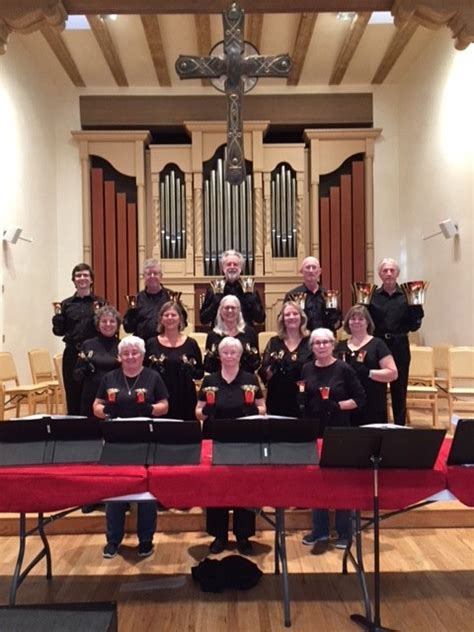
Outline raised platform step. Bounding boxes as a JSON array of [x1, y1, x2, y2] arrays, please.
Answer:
[[1, 501, 472, 536]]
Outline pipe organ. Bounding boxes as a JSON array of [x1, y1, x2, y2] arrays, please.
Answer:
[[74, 125, 381, 330]]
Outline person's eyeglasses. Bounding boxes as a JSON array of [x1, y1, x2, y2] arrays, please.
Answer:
[[222, 306, 237, 311], [313, 340, 332, 346]]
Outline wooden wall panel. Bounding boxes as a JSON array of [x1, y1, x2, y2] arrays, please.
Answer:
[[116, 193, 128, 314], [340, 174, 353, 315], [104, 181, 117, 307], [90, 168, 105, 298], [352, 160, 365, 283], [127, 203, 138, 296], [319, 197, 331, 288], [329, 186, 341, 294]]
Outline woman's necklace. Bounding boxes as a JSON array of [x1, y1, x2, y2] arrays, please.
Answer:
[[123, 371, 142, 395]]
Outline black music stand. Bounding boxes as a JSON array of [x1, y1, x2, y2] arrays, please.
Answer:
[[0, 419, 50, 466], [49, 417, 103, 464], [447, 419, 474, 465], [100, 420, 152, 465], [320, 426, 446, 632], [150, 419, 202, 465]]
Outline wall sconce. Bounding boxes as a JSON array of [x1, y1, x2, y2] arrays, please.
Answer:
[[2, 227, 33, 244], [422, 219, 459, 241]]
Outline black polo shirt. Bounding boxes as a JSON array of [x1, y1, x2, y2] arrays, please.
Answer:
[[198, 369, 262, 419]]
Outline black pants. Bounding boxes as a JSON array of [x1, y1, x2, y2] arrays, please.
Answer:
[[386, 337, 410, 426], [63, 345, 83, 415], [206, 508, 255, 540]]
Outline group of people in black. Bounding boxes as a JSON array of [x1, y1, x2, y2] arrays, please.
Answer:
[[52, 250, 424, 558]]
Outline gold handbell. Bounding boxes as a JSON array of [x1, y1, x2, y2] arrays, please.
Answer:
[[52, 301, 62, 315], [167, 290, 182, 304], [287, 292, 306, 310], [240, 276, 255, 293], [401, 281, 430, 306], [352, 282, 377, 305], [125, 294, 137, 308], [324, 289, 340, 310], [210, 278, 226, 294]]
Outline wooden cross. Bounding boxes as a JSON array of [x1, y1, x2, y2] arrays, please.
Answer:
[[175, 3, 291, 185]]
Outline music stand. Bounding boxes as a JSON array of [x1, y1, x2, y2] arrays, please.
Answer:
[[149, 420, 202, 465], [0, 419, 50, 466], [320, 426, 446, 632], [204, 418, 263, 464], [447, 419, 474, 465], [266, 418, 319, 465], [100, 420, 152, 465], [49, 417, 103, 464]]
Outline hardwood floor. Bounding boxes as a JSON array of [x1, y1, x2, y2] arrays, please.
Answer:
[[0, 528, 472, 631]]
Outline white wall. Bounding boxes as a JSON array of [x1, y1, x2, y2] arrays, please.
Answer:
[[398, 31, 474, 345], [0, 37, 82, 380]]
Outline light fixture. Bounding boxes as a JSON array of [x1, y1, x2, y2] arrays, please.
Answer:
[[336, 12, 356, 22], [422, 219, 459, 241], [3, 227, 33, 244]]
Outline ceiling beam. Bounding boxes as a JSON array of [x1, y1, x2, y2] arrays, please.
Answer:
[[194, 14, 212, 87], [86, 15, 128, 86], [329, 11, 371, 84], [287, 13, 318, 86], [140, 14, 171, 87], [246, 13, 264, 51], [40, 23, 85, 86], [1, 1, 393, 18], [371, 18, 418, 83]]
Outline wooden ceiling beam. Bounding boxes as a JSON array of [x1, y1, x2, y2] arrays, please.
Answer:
[[40, 24, 85, 86], [371, 18, 418, 83], [246, 13, 264, 51], [86, 15, 128, 86], [287, 13, 318, 86], [194, 14, 212, 87], [140, 14, 171, 87], [329, 11, 371, 84]]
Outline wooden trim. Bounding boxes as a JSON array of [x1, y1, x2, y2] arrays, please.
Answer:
[[194, 14, 212, 88], [352, 160, 365, 282], [319, 197, 331, 287], [340, 174, 353, 315], [127, 202, 138, 294], [329, 11, 371, 85], [80, 94, 373, 127], [329, 186, 341, 293], [372, 19, 419, 84], [86, 14, 128, 87], [116, 192, 128, 314], [245, 13, 263, 51], [287, 13, 318, 86], [40, 24, 85, 87], [104, 181, 117, 307], [91, 168, 106, 299], [140, 14, 171, 87]]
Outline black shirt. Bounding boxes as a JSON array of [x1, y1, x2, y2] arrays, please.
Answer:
[[200, 281, 265, 327], [198, 369, 263, 420], [97, 367, 169, 418], [204, 327, 260, 373], [368, 286, 424, 337], [259, 335, 312, 417], [284, 284, 341, 332], [123, 287, 188, 341], [52, 293, 105, 348], [301, 359, 366, 429]]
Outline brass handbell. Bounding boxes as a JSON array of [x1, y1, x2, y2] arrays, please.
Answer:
[[52, 301, 62, 315], [210, 278, 226, 294], [240, 276, 255, 293], [324, 290, 340, 310], [401, 281, 429, 306], [287, 292, 306, 310], [352, 282, 377, 305], [167, 290, 182, 304], [125, 294, 137, 308]]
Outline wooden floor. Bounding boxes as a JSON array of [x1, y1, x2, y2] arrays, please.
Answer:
[[0, 528, 472, 631]]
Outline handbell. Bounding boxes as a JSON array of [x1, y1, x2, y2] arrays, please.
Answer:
[[52, 301, 62, 315], [167, 290, 182, 304], [287, 292, 306, 310], [401, 281, 429, 306], [125, 294, 137, 308], [241, 276, 255, 293], [324, 290, 340, 310], [210, 278, 225, 294], [352, 282, 377, 305]]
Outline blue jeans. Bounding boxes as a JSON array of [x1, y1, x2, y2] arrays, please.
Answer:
[[311, 509, 351, 540], [106, 501, 157, 545]]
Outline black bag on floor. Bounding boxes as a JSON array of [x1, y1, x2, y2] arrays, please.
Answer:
[[192, 555, 263, 592]]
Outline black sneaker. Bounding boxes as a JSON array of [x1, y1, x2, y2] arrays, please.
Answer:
[[103, 543, 119, 559], [335, 538, 349, 550], [302, 532, 319, 546], [237, 538, 253, 555], [138, 541, 154, 558], [209, 537, 227, 554]]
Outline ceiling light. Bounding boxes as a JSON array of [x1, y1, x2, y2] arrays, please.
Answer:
[[336, 12, 355, 22]]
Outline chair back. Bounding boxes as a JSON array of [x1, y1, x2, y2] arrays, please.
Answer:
[[448, 347, 474, 382], [28, 348, 55, 383], [191, 332, 208, 358], [258, 331, 277, 353], [53, 353, 66, 412], [409, 346, 435, 382], [0, 352, 20, 386]]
